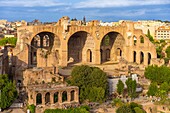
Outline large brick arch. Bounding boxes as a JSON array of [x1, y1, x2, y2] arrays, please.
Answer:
[[27, 31, 61, 67], [67, 30, 95, 64], [99, 31, 125, 45], [99, 31, 126, 63], [100, 29, 124, 41], [66, 30, 94, 44]]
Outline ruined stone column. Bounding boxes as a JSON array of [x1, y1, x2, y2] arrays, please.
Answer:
[[67, 91, 71, 102], [60, 50, 67, 66], [33, 92, 37, 105], [50, 92, 54, 104], [58, 91, 62, 104], [94, 49, 101, 64], [75, 89, 79, 102], [60, 38, 68, 66], [42, 93, 45, 105]]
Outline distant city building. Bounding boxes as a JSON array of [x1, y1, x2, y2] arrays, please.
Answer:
[[27, 19, 42, 25], [134, 20, 165, 39], [99, 20, 122, 26], [100, 21, 114, 26], [0, 20, 7, 25], [15, 20, 27, 27], [155, 26, 170, 40]]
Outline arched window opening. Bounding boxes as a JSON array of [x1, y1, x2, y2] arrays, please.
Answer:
[[140, 36, 144, 43], [45, 92, 50, 104], [133, 51, 136, 62], [148, 53, 151, 65], [36, 93, 42, 105], [70, 90, 75, 101], [62, 91, 67, 102], [43, 35, 50, 47], [133, 36, 137, 45], [140, 52, 144, 64], [54, 92, 58, 103], [117, 48, 122, 56]]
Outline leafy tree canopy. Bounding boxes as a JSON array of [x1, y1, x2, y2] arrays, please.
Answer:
[[117, 80, 124, 95], [147, 82, 158, 96], [160, 82, 169, 93], [68, 65, 108, 102], [0, 37, 17, 46], [145, 65, 170, 84], [125, 78, 137, 99], [0, 74, 18, 109]]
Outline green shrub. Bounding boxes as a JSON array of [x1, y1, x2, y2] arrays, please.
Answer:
[[134, 107, 145, 113], [27, 104, 36, 113], [44, 106, 90, 113], [112, 98, 124, 107], [0, 74, 18, 110], [145, 65, 170, 84], [116, 104, 132, 113]]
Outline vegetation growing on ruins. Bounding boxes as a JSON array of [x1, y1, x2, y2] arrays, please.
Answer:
[[0, 37, 17, 46], [0, 74, 18, 109], [44, 105, 90, 113], [165, 46, 170, 58], [154, 39, 166, 58], [116, 102, 146, 113], [67, 65, 108, 103]]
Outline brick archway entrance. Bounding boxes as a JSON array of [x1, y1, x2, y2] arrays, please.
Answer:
[[100, 32, 125, 63], [29, 32, 59, 67]]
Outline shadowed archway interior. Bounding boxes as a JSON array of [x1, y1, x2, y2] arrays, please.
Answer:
[[100, 32, 125, 63]]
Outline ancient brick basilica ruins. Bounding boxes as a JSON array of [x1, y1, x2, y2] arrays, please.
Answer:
[[11, 16, 158, 108]]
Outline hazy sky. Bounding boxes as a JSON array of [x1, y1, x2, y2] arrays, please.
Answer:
[[1, 0, 170, 22]]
